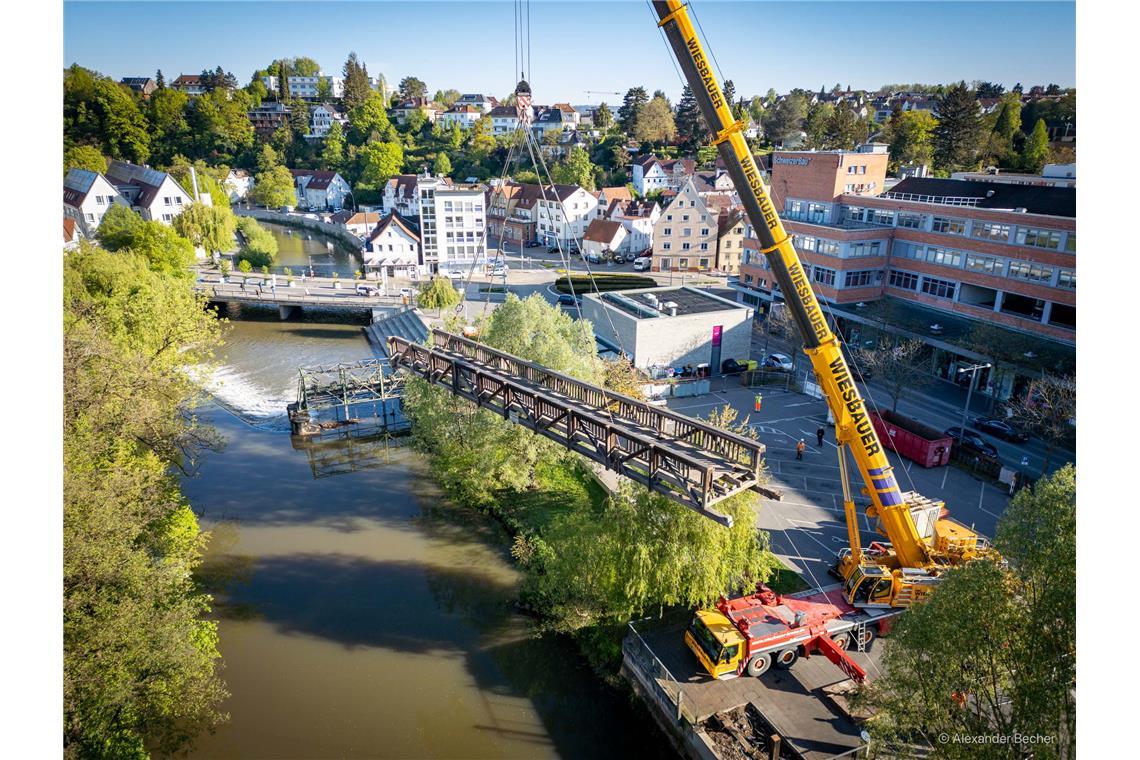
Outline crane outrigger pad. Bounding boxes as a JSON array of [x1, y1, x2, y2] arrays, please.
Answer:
[[387, 330, 766, 526]]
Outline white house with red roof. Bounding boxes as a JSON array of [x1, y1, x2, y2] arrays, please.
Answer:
[[64, 169, 127, 235], [581, 219, 627, 259], [631, 155, 695, 196], [362, 213, 421, 277], [290, 169, 351, 211]]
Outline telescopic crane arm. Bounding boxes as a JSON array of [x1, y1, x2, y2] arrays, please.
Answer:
[[651, 0, 940, 570]]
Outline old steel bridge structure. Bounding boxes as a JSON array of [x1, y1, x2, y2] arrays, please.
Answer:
[[387, 329, 769, 527]]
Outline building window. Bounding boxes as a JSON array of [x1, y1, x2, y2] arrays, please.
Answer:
[[920, 276, 956, 299], [682, 242, 691, 251], [808, 202, 827, 220], [972, 221, 1010, 241], [660, 257, 671, 268], [662, 242, 671, 251], [663, 227, 672, 235], [699, 258, 709, 268], [701, 228, 710, 236], [920, 245, 962, 268], [888, 270, 919, 290], [1016, 227, 1062, 250], [164, 197, 173, 206], [843, 270, 880, 288], [678, 258, 689, 268], [812, 266, 836, 286], [1065, 233, 1076, 252], [896, 212, 925, 229], [869, 210, 893, 226], [85, 213, 95, 222], [932, 216, 967, 235], [1007, 260, 1054, 283], [95, 196, 105, 205], [818, 239, 840, 256], [845, 206, 865, 223], [683, 228, 692, 236], [965, 253, 1003, 275], [700, 242, 709, 251], [848, 241, 881, 258], [1057, 268, 1076, 289]]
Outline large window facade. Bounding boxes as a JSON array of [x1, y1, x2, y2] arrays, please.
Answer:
[[920, 276, 957, 300], [888, 270, 919, 290]]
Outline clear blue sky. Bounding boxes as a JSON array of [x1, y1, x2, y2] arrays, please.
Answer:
[[64, 1, 1075, 103]]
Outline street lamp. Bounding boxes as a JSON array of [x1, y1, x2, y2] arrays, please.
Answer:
[[956, 361, 992, 435]]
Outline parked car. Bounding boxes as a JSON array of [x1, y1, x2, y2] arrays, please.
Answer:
[[448, 269, 466, 280], [943, 427, 999, 458], [972, 417, 1030, 443], [632, 257, 652, 271], [488, 261, 509, 273], [525, 240, 543, 248], [557, 294, 579, 307], [585, 252, 602, 264], [355, 284, 379, 296], [721, 358, 758, 375], [399, 287, 415, 298], [761, 353, 794, 372]]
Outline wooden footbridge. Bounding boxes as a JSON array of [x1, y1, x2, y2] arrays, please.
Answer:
[[387, 330, 768, 527]]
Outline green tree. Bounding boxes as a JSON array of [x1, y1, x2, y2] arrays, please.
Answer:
[[147, 87, 191, 163], [234, 216, 279, 267], [434, 89, 461, 107], [64, 243, 228, 757], [185, 88, 254, 162], [933, 81, 983, 172], [321, 121, 346, 170], [764, 92, 807, 145], [256, 143, 280, 173], [617, 86, 649, 135], [883, 110, 937, 170], [288, 97, 310, 137], [348, 92, 395, 145], [356, 141, 405, 189], [64, 65, 151, 163], [1006, 376, 1075, 476], [550, 147, 596, 190], [804, 102, 835, 148], [1021, 118, 1050, 173], [635, 94, 676, 144], [173, 202, 237, 255], [675, 85, 706, 148], [594, 101, 613, 131], [341, 52, 373, 111], [433, 150, 452, 176], [94, 204, 144, 250], [854, 466, 1075, 757], [416, 275, 461, 314], [251, 164, 297, 208], [64, 144, 108, 175], [993, 92, 1022, 140], [823, 101, 864, 150], [398, 76, 428, 101]]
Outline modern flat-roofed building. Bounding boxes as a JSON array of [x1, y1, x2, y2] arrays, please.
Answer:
[[248, 102, 291, 138], [417, 176, 486, 274], [579, 286, 753, 374], [734, 147, 1075, 401]]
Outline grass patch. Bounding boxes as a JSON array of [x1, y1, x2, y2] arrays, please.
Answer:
[[554, 274, 658, 294], [767, 562, 810, 595], [496, 458, 606, 535]]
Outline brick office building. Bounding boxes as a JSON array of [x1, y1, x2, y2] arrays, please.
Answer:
[[735, 146, 1075, 401]]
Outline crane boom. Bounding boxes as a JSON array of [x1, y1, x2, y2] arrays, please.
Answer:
[[650, 0, 936, 569]]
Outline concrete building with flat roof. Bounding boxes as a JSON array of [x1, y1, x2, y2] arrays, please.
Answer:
[[579, 286, 753, 374]]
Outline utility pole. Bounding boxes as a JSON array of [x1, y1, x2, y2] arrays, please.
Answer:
[[957, 362, 992, 435]]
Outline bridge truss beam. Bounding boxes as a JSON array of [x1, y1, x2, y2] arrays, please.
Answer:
[[387, 331, 767, 527]]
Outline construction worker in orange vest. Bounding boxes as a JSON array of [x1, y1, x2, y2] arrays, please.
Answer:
[[796, 439, 806, 460], [754, 392, 763, 412]]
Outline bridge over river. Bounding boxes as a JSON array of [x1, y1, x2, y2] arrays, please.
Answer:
[[195, 271, 409, 321]]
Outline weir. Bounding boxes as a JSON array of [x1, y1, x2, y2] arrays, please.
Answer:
[[387, 329, 770, 526]]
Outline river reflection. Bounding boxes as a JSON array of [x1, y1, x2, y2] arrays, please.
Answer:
[[184, 318, 676, 759]]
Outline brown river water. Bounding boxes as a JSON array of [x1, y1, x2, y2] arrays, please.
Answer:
[[183, 238, 676, 758]]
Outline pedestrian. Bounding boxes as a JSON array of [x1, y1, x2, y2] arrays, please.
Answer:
[[754, 392, 763, 413], [816, 427, 825, 447], [796, 439, 806, 460]]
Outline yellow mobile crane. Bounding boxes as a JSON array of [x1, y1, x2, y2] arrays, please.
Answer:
[[651, 1, 992, 610]]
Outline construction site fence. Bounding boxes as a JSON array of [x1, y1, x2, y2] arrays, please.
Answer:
[[949, 444, 1004, 479], [623, 622, 696, 727], [740, 369, 796, 391]]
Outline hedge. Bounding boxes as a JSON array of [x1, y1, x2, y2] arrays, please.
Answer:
[[554, 274, 658, 294]]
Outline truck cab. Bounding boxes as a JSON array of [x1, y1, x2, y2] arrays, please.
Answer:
[[684, 610, 745, 679], [844, 563, 895, 607]]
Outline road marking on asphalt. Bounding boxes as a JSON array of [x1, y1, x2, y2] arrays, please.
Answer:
[[787, 401, 818, 408]]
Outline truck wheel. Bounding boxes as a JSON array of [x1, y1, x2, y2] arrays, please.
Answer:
[[774, 647, 800, 669], [831, 632, 852, 651], [746, 653, 772, 677]]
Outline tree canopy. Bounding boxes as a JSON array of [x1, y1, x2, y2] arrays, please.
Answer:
[[635, 94, 677, 144], [251, 164, 297, 209], [933, 81, 983, 172]]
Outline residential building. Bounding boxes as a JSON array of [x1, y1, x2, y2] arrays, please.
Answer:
[[64, 168, 127, 235], [260, 74, 344, 100], [951, 163, 1076, 189], [290, 170, 351, 211], [454, 93, 496, 113], [716, 208, 746, 274], [531, 103, 579, 140], [437, 104, 484, 130], [382, 174, 432, 217], [171, 74, 207, 96], [581, 219, 628, 258], [391, 98, 442, 125], [651, 177, 729, 273], [596, 186, 633, 214], [120, 77, 157, 97], [416, 175, 486, 274], [578, 286, 753, 374], [224, 169, 253, 202], [485, 181, 595, 249], [63, 217, 83, 250], [631, 155, 696, 196], [330, 209, 386, 238], [105, 161, 204, 224], [734, 150, 1075, 400], [308, 103, 348, 139], [248, 102, 291, 138], [489, 105, 521, 136], [362, 213, 421, 278], [606, 199, 660, 255]]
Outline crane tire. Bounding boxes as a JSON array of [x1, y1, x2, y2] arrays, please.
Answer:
[[831, 633, 851, 651], [774, 647, 800, 669], [746, 653, 772, 677]]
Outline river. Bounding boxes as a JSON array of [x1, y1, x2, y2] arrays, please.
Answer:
[[184, 312, 676, 759], [257, 220, 362, 279]]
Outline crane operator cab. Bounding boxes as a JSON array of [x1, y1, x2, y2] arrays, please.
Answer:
[[844, 562, 941, 609]]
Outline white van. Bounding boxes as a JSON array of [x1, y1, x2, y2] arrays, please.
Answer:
[[632, 256, 652, 271]]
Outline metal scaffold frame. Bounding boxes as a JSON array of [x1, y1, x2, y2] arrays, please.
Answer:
[[295, 359, 406, 412], [387, 330, 768, 526]]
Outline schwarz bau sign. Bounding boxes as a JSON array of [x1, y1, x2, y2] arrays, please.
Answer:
[[774, 156, 810, 166]]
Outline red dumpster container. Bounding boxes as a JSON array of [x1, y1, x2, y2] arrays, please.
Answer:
[[869, 409, 953, 468]]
